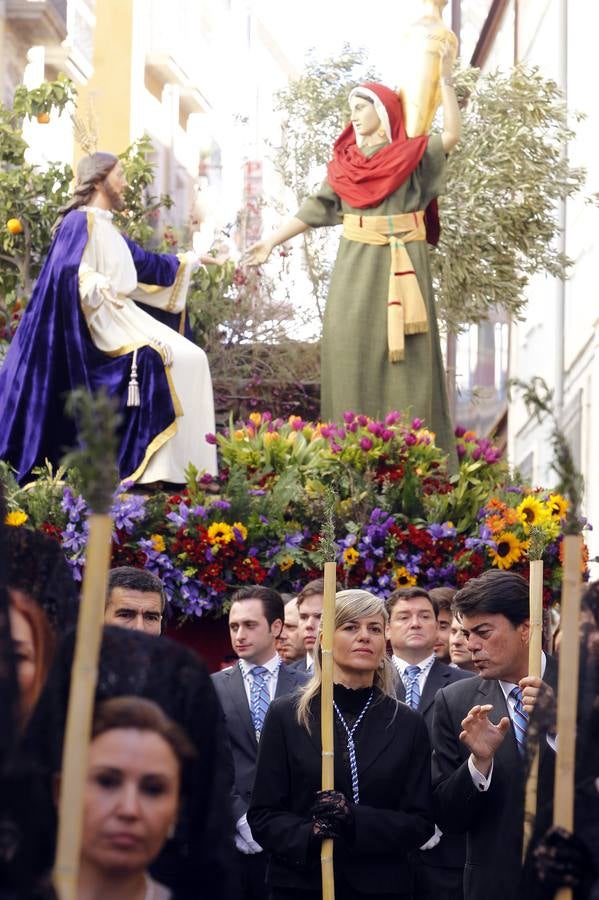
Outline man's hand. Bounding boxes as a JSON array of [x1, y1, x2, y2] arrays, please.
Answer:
[[460, 704, 510, 776], [520, 675, 555, 719]]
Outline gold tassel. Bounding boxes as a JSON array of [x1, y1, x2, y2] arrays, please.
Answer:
[[127, 348, 140, 407]]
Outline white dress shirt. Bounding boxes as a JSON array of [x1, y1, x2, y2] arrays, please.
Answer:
[[392, 652, 436, 695], [238, 653, 281, 705]]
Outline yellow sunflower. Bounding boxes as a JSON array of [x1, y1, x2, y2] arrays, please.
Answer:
[[207, 522, 234, 545], [548, 493, 569, 520], [517, 496, 547, 531], [343, 547, 360, 567], [279, 556, 294, 572], [394, 566, 417, 588], [488, 532, 527, 570], [5, 510, 28, 526]]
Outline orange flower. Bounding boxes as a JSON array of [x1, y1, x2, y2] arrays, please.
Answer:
[[486, 515, 507, 534], [558, 539, 589, 575]]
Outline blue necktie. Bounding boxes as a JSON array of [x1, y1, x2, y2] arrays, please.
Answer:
[[250, 666, 271, 738], [404, 665, 421, 710], [510, 686, 529, 755]]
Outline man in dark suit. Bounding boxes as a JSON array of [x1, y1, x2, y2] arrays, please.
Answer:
[[212, 585, 307, 900], [291, 578, 325, 674], [431, 570, 558, 900], [386, 586, 472, 899]]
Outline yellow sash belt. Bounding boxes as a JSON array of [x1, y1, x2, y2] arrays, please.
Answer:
[[343, 210, 427, 363]]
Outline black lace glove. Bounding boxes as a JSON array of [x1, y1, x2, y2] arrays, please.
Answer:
[[533, 826, 594, 890], [310, 790, 354, 840]]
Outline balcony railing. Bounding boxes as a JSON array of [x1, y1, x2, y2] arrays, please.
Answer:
[[6, 0, 68, 45]]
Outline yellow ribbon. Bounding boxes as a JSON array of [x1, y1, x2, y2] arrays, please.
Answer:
[[343, 210, 428, 362]]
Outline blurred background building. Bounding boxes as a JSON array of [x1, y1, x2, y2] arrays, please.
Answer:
[[450, 0, 599, 569], [0, 0, 296, 243]]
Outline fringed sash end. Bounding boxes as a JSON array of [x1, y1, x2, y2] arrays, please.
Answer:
[[404, 320, 428, 335], [389, 349, 405, 363]]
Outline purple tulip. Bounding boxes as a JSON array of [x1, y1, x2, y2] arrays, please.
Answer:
[[359, 437, 373, 451]]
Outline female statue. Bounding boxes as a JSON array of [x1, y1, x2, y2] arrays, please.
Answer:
[[245, 41, 460, 458]]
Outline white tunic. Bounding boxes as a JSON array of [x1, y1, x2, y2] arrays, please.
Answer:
[[78, 207, 217, 482]]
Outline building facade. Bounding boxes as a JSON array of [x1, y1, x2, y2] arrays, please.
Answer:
[[450, 0, 599, 567]]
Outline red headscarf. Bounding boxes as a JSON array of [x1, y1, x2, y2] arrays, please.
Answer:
[[327, 82, 429, 210]]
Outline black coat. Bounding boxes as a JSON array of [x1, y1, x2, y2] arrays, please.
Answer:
[[431, 656, 558, 900], [211, 661, 307, 822], [247, 686, 434, 896], [396, 658, 473, 880]]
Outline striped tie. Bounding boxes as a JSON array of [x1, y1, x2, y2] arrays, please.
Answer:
[[404, 665, 421, 710], [510, 686, 529, 756], [250, 666, 271, 739]]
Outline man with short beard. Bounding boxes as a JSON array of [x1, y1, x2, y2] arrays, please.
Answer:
[[0, 151, 220, 486]]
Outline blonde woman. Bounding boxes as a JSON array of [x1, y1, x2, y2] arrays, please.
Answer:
[[248, 590, 434, 900]]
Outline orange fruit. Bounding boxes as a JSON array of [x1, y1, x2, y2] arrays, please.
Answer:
[[36, 112, 50, 124], [7, 218, 24, 235]]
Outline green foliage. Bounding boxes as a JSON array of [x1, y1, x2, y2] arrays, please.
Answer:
[[12, 75, 77, 119], [425, 457, 507, 533], [62, 389, 120, 514], [274, 55, 586, 332], [185, 260, 319, 421], [116, 134, 174, 246], [434, 65, 586, 331], [0, 77, 76, 305]]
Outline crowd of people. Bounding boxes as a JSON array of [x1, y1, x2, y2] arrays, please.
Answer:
[[1, 500, 598, 900]]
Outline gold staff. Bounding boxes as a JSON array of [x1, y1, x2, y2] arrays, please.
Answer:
[[522, 528, 545, 860], [319, 493, 337, 900]]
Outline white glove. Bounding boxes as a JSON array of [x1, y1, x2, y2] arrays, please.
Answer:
[[420, 824, 442, 851], [235, 813, 262, 855], [150, 338, 173, 367]]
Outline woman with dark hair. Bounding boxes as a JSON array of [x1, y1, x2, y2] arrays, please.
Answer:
[[12, 626, 236, 900], [247, 589, 433, 900], [245, 43, 460, 459], [66, 696, 196, 900]]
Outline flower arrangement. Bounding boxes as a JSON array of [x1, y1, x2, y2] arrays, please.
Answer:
[[2, 412, 589, 619]]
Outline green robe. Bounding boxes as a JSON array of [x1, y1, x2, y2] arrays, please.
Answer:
[[297, 133, 455, 460]]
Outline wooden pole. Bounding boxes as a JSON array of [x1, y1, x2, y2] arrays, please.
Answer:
[[320, 560, 337, 900], [53, 513, 113, 900], [552, 533, 583, 900], [522, 558, 543, 860]]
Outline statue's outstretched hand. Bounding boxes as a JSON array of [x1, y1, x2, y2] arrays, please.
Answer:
[[459, 703, 510, 764], [243, 240, 272, 267]]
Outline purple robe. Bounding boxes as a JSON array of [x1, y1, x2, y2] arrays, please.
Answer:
[[0, 210, 183, 483]]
